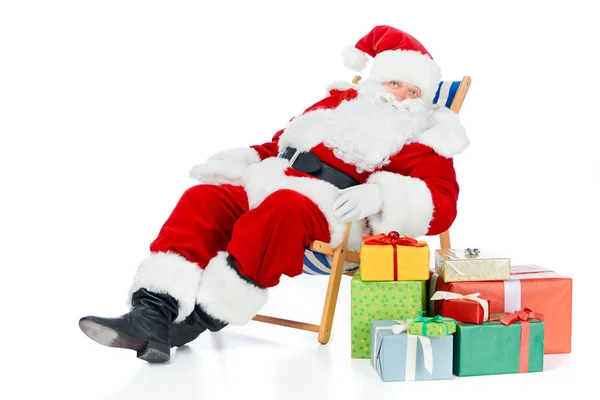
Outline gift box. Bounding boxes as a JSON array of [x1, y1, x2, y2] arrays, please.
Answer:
[[430, 291, 490, 324], [435, 248, 510, 282], [359, 232, 429, 281], [429, 265, 572, 354], [453, 309, 544, 376], [407, 311, 457, 336], [351, 269, 427, 358], [371, 320, 453, 382]]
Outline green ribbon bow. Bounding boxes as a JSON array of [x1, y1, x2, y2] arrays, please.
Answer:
[[413, 311, 458, 336]]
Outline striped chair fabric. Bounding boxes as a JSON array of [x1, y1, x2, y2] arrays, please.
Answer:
[[302, 80, 461, 275]]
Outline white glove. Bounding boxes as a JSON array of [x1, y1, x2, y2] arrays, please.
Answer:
[[333, 183, 383, 223]]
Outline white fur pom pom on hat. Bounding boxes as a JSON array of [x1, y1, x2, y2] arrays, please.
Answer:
[[342, 45, 368, 72]]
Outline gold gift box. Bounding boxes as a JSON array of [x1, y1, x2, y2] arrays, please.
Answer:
[[435, 249, 510, 283]]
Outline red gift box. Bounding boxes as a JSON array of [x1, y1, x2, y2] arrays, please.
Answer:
[[430, 291, 490, 324], [440, 298, 490, 324], [428, 265, 572, 354]]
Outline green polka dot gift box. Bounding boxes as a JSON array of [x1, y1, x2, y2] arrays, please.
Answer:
[[407, 311, 457, 337], [351, 269, 427, 358]]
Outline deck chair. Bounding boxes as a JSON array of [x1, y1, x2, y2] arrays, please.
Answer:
[[252, 76, 472, 344]]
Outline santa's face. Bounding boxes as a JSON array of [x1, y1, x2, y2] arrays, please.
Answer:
[[356, 79, 431, 113], [381, 80, 422, 102]]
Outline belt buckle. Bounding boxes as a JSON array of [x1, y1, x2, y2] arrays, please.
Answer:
[[279, 148, 301, 168], [288, 150, 301, 168]]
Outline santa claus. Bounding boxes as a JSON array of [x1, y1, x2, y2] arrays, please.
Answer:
[[79, 25, 469, 363]]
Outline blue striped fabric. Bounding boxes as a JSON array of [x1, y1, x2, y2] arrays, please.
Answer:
[[433, 81, 460, 108], [302, 81, 461, 275]]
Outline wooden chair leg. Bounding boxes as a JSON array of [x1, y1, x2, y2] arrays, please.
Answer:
[[439, 230, 451, 250], [317, 222, 352, 344]]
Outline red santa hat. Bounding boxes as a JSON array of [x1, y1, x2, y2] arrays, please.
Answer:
[[343, 25, 442, 103]]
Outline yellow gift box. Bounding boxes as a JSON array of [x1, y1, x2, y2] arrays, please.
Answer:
[[359, 232, 430, 281]]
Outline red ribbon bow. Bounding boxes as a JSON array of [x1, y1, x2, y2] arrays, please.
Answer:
[[362, 232, 426, 281], [362, 231, 427, 247], [500, 307, 544, 326]]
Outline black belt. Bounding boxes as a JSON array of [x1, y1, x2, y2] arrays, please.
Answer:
[[279, 147, 359, 190]]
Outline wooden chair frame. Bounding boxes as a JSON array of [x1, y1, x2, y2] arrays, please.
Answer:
[[252, 76, 472, 344]]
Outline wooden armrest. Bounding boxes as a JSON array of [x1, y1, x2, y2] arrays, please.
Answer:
[[309, 240, 360, 264]]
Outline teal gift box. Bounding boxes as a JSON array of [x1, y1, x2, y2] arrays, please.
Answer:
[[370, 320, 453, 382], [453, 309, 544, 376]]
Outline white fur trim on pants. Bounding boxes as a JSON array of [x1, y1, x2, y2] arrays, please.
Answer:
[[196, 251, 268, 325], [128, 252, 203, 323], [366, 171, 434, 238]]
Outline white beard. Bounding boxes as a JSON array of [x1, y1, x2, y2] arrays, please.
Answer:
[[322, 81, 434, 172], [280, 79, 435, 174]]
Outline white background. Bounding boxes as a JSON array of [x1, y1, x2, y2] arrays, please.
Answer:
[[1, 0, 597, 399]]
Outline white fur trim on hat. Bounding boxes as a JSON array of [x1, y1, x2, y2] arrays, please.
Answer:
[[369, 49, 442, 103]]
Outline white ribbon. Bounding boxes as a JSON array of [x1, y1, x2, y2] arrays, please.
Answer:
[[430, 291, 489, 322], [503, 279, 522, 313], [373, 321, 434, 381], [405, 336, 433, 381]]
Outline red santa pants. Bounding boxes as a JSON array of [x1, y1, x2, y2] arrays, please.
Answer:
[[149, 184, 331, 288]]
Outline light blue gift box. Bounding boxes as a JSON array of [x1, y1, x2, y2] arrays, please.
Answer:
[[370, 320, 454, 382]]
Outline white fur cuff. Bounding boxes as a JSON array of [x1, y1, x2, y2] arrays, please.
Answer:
[[196, 251, 268, 325], [416, 107, 469, 158], [189, 147, 261, 185], [189, 160, 247, 185], [366, 171, 434, 238], [207, 147, 261, 164], [326, 80, 358, 94], [128, 252, 203, 323]]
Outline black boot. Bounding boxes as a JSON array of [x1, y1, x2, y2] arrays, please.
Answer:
[[170, 305, 228, 348], [79, 288, 178, 363]]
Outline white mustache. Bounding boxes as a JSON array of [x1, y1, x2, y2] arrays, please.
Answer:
[[391, 98, 429, 113]]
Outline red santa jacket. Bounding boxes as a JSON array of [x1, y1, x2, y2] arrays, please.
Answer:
[[190, 85, 469, 250]]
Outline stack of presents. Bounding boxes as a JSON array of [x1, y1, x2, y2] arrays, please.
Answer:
[[351, 232, 572, 381]]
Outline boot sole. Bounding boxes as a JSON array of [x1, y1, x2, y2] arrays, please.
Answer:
[[79, 318, 170, 363]]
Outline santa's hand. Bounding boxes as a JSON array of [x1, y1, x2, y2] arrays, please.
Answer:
[[333, 184, 383, 223]]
